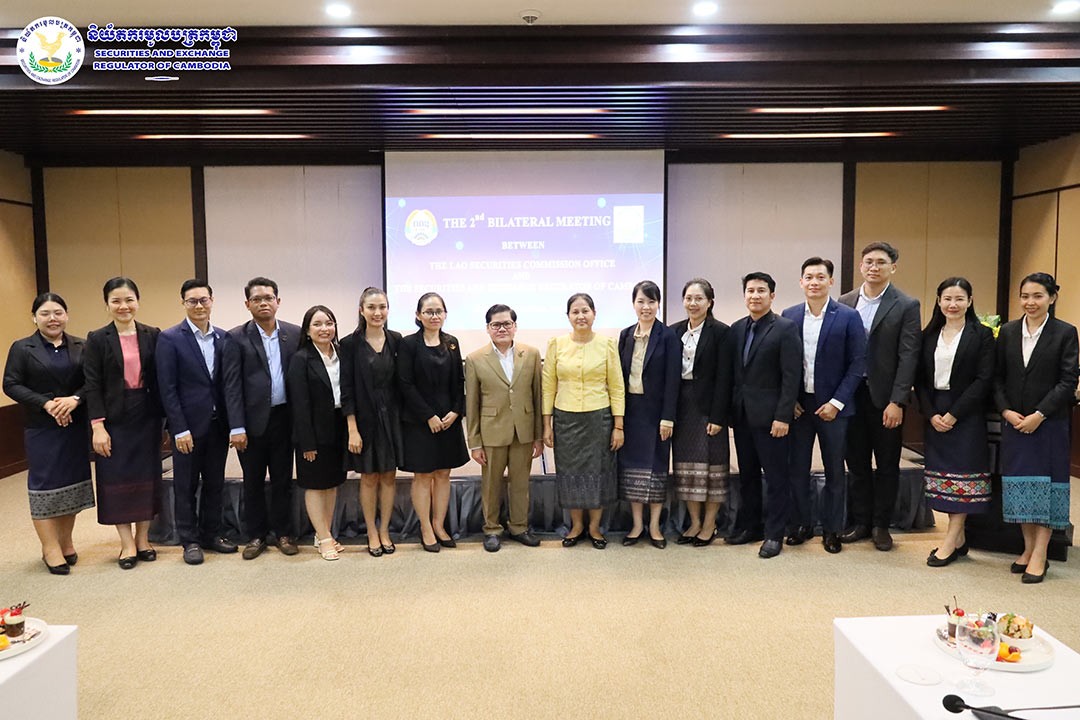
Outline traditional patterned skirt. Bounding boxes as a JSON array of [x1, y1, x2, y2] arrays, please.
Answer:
[[553, 407, 617, 510], [671, 380, 729, 503], [1000, 418, 1071, 529], [618, 394, 670, 504], [25, 423, 94, 520], [95, 390, 163, 525], [922, 389, 991, 514]]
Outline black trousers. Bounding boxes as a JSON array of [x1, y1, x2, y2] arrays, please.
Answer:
[[732, 414, 791, 541], [239, 404, 294, 540], [845, 381, 902, 528], [172, 417, 228, 545]]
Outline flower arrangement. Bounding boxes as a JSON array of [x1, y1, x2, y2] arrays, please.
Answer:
[[979, 314, 1001, 339]]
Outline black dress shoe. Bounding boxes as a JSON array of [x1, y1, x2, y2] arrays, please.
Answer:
[[758, 539, 782, 559], [242, 538, 267, 560], [926, 547, 959, 567], [562, 532, 584, 548], [421, 539, 441, 553], [725, 529, 762, 546], [840, 525, 870, 544], [183, 544, 204, 565], [381, 541, 396, 555], [957, 541, 969, 557], [509, 531, 541, 547], [43, 558, 71, 575], [437, 536, 457, 549], [136, 548, 157, 562], [1022, 563, 1048, 584], [650, 536, 667, 549], [589, 534, 608, 550], [676, 534, 696, 545], [118, 554, 138, 570], [871, 527, 893, 551], [692, 534, 715, 547], [785, 533, 805, 546], [1010, 561, 1028, 574], [622, 532, 643, 547], [63, 552, 78, 566], [202, 537, 238, 554], [483, 535, 501, 552], [822, 533, 842, 554]]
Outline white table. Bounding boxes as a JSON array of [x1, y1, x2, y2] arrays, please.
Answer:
[[0, 624, 77, 720], [835, 616, 1080, 720]]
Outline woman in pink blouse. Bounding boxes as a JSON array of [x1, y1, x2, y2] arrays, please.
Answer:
[[83, 277, 164, 569]]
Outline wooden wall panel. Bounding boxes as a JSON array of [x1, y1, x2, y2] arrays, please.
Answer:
[[0, 152, 35, 411], [1053, 188, 1080, 324], [1014, 133, 1080, 198], [0, 150, 30, 204], [1009, 194, 1058, 320]]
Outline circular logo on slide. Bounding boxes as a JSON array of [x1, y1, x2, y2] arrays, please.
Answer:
[[17, 17, 84, 85], [404, 209, 439, 246]]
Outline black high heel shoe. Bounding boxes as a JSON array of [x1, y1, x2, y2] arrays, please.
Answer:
[[622, 531, 643, 547], [43, 558, 70, 575], [421, 538, 441, 553], [382, 541, 396, 555], [63, 552, 78, 566], [1010, 561, 1028, 574], [956, 542, 969, 557], [1021, 560, 1049, 584]]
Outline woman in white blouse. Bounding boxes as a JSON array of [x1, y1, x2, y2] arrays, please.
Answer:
[[286, 305, 347, 560], [915, 278, 995, 567]]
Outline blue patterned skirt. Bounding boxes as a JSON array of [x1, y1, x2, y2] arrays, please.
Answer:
[[1000, 419, 1071, 529]]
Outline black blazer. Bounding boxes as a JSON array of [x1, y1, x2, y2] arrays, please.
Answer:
[[82, 321, 162, 423], [669, 316, 731, 426], [994, 316, 1080, 421], [397, 331, 465, 424], [286, 344, 342, 453], [3, 332, 87, 429], [340, 327, 403, 436], [915, 320, 995, 421], [838, 284, 921, 408], [729, 312, 802, 429], [227, 319, 301, 437], [618, 322, 681, 425]]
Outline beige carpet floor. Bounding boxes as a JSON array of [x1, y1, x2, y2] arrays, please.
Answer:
[[1, 472, 1077, 720]]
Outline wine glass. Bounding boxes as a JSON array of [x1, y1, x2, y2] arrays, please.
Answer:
[[954, 612, 999, 697]]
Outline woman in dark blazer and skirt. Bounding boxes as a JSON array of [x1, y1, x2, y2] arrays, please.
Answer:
[[83, 277, 163, 570], [618, 281, 681, 549], [994, 272, 1079, 584], [397, 292, 468, 552], [3, 292, 93, 574], [287, 305, 348, 561], [915, 277, 994, 568], [669, 278, 732, 546], [341, 287, 405, 557]]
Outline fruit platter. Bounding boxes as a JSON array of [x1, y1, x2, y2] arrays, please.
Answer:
[[0, 602, 48, 661], [933, 599, 1054, 673]]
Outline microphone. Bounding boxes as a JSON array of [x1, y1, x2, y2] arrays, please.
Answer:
[[942, 694, 1014, 719]]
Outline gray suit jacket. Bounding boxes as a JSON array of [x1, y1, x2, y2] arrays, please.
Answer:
[[838, 284, 921, 408]]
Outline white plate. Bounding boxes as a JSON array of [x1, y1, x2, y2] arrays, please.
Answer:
[[934, 625, 1054, 673], [0, 618, 49, 661]]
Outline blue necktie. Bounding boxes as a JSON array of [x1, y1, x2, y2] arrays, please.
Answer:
[[743, 320, 756, 366]]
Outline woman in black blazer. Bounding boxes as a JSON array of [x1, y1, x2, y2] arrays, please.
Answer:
[[618, 281, 681, 549], [397, 292, 468, 552], [993, 272, 1079, 583], [915, 277, 995, 568], [2, 292, 93, 574], [287, 305, 347, 561], [669, 278, 732, 546], [83, 277, 163, 570], [341, 287, 404, 557]]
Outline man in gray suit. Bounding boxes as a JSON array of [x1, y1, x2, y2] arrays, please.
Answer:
[[838, 242, 921, 551]]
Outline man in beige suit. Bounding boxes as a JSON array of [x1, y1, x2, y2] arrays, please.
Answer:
[[465, 304, 544, 552]]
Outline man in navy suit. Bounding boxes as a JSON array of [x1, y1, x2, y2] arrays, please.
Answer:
[[156, 279, 245, 565], [838, 242, 921, 551], [228, 277, 301, 560], [726, 272, 802, 559], [781, 258, 866, 554]]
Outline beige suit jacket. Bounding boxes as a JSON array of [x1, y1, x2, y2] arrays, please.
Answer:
[[464, 342, 543, 448]]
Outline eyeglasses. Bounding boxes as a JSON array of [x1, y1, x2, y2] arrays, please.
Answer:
[[488, 321, 515, 330], [861, 259, 892, 268], [420, 309, 445, 318], [248, 295, 277, 304], [183, 297, 213, 307]]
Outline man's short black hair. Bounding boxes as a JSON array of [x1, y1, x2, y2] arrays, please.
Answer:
[[485, 304, 517, 324], [741, 272, 776, 293]]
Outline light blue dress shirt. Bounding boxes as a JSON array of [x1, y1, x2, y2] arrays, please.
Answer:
[[260, 323, 287, 407]]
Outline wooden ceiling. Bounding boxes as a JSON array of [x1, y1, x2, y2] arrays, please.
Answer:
[[3, 23, 1080, 163]]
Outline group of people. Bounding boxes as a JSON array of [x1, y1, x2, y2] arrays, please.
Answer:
[[3, 241, 1074, 585]]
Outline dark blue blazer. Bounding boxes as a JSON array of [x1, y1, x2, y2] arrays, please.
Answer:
[[226, 319, 301, 437], [618, 321, 681, 425], [781, 298, 866, 418], [155, 320, 243, 439]]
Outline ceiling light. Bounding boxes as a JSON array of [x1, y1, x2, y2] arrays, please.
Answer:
[[74, 109, 275, 116], [325, 3, 352, 19], [136, 134, 311, 140], [1052, 1, 1080, 14], [752, 106, 947, 114], [424, 133, 600, 140], [692, 1, 720, 17], [720, 132, 896, 139], [409, 108, 607, 116]]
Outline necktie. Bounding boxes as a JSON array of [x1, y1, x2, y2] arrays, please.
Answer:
[[743, 320, 756, 366]]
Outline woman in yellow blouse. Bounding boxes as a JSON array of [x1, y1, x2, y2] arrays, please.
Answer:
[[542, 293, 625, 549]]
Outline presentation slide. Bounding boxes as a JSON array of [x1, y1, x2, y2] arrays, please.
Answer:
[[384, 151, 665, 349]]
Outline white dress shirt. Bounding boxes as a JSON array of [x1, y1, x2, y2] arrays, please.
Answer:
[[492, 342, 515, 384], [1022, 314, 1050, 368], [802, 303, 844, 411], [681, 320, 703, 380], [319, 346, 342, 408], [854, 283, 890, 335], [933, 325, 964, 390]]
